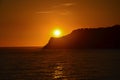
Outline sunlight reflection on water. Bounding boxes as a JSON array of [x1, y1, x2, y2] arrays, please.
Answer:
[[53, 63, 65, 79]]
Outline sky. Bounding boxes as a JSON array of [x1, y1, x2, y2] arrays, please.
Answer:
[[0, 0, 120, 47]]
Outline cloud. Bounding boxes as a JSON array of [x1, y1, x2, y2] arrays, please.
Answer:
[[52, 2, 75, 8], [36, 2, 75, 15], [36, 11, 52, 14], [36, 10, 71, 16], [62, 3, 75, 7]]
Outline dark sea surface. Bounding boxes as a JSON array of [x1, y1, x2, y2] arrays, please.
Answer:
[[0, 47, 120, 80]]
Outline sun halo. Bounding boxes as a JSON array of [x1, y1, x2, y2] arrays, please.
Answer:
[[53, 29, 62, 37]]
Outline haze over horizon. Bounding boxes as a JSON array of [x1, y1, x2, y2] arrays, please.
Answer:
[[0, 0, 120, 47]]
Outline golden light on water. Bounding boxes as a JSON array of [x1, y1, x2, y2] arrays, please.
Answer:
[[53, 63, 67, 79], [53, 29, 62, 37]]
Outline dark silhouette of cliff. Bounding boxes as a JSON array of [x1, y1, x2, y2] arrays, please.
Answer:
[[43, 25, 120, 49]]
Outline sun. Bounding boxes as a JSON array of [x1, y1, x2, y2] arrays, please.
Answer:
[[53, 29, 62, 37]]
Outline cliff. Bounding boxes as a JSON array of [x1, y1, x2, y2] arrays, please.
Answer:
[[43, 25, 120, 49]]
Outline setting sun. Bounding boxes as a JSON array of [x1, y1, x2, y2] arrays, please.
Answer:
[[53, 29, 62, 37]]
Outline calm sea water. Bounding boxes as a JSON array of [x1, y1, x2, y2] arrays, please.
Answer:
[[0, 48, 120, 80]]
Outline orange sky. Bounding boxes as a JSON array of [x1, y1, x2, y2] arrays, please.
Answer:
[[0, 0, 120, 47]]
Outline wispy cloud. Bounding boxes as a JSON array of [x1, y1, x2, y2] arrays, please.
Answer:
[[36, 11, 52, 14], [52, 2, 75, 8], [62, 3, 75, 7], [36, 2, 75, 15], [36, 10, 71, 15]]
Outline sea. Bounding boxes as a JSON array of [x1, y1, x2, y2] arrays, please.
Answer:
[[0, 47, 120, 80]]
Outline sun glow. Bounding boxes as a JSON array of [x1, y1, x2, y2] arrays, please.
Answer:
[[53, 29, 62, 37]]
